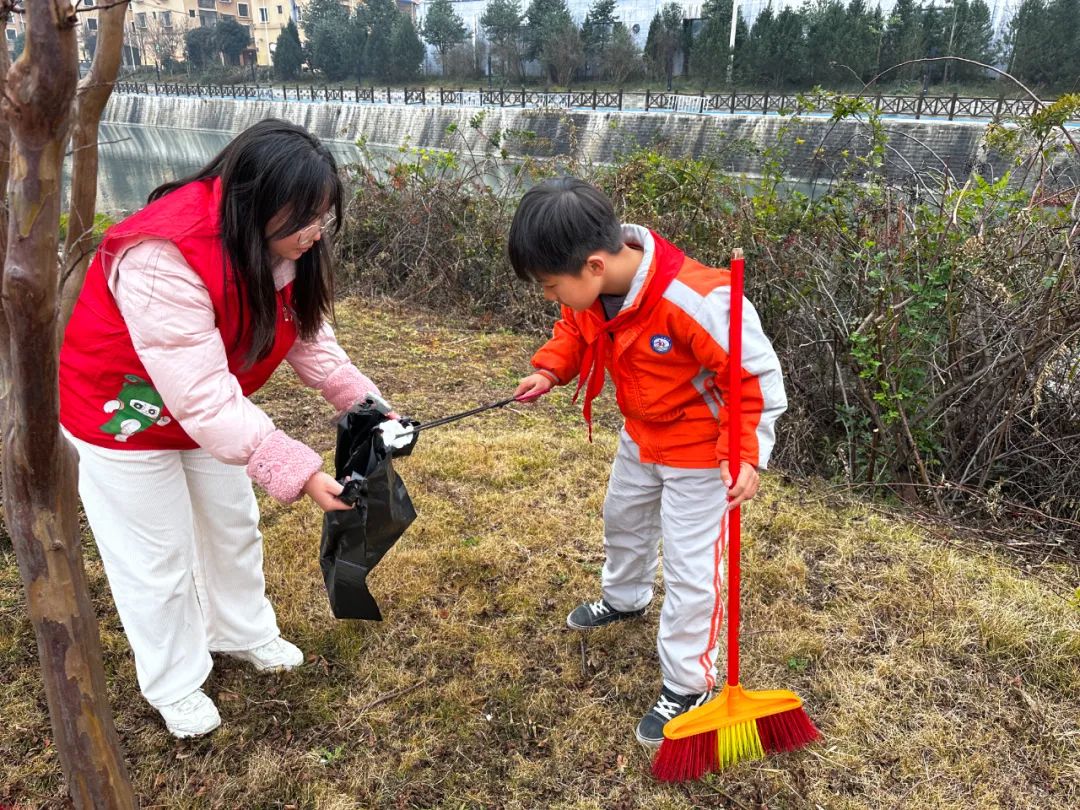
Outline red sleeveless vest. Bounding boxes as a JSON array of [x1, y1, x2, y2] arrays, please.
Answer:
[[59, 177, 298, 450]]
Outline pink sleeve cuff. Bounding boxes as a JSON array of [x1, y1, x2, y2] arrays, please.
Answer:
[[246, 429, 323, 504], [322, 364, 382, 414]]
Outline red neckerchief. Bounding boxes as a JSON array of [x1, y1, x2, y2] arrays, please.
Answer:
[[572, 231, 685, 439]]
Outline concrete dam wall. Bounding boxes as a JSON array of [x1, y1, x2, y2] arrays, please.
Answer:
[[103, 93, 1033, 185]]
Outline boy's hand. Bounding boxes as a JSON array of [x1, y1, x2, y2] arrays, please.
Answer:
[[514, 373, 555, 401], [720, 461, 759, 508]]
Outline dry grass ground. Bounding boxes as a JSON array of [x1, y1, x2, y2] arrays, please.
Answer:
[[2, 299, 1078, 809]]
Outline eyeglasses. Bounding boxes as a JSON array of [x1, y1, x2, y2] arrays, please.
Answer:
[[297, 212, 337, 246]]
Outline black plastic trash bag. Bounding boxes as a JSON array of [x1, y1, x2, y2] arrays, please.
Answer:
[[319, 404, 418, 620]]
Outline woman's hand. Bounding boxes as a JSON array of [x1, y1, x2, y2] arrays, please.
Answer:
[[720, 461, 760, 509], [303, 471, 352, 512], [514, 373, 555, 402]]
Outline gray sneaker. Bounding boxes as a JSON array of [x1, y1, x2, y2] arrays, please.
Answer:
[[634, 686, 711, 748], [566, 598, 646, 630]]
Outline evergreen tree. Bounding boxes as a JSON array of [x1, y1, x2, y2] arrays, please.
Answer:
[[582, 0, 618, 51], [804, 0, 850, 85], [303, 0, 352, 79], [581, 0, 618, 78], [363, 0, 401, 81], [744, 5, 805, 87], [1006, 0, 1050, 83], [389, 12, 426, 81], [303, 0, 349, 38], [880, 0, 924, 83], [694, 0, 748, 88], [273, 19, 304, 80], [949, 0, 995, 82], [214, 17, 251, 66], [184, 26, 217, 69], [423, 0, 470, 72], [481, 0, 524, 79], [1044, 0, 1080, 87], [602, 21, 643, 85], [522, 0, 576, 82], [644, 2, 683, 86]]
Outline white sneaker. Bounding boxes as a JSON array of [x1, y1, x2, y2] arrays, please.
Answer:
[[158, 689, 221, 739], [226, 636, 304, 672]]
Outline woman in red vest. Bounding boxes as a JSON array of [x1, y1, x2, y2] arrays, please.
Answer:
[[60, 119, 384, 738]]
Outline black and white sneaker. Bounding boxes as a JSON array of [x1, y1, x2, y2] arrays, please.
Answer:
[[565, 598, 647, 630], [634, 686, 710, 748]]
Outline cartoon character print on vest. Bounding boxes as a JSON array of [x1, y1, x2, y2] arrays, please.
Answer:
[[100, 375, 172, 442]]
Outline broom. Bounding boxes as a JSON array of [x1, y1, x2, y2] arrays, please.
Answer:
[[651, 249, 820, 782]]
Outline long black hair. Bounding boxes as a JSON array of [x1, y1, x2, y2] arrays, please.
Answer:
[[149, 119, 342, 365]]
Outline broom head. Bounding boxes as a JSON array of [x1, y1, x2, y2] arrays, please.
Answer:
[[651, 683, 819, 782]]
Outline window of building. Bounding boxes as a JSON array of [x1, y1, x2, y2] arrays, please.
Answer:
[[258, 7, 269, 22], [277, 5, 283, 14], [189, 9, 196, 17], [87, 18, 98, 31], [197, 0, 216, 9], [5, 29, 14, 42], [161, 11, 172, 27], [238, 4, 250, 17], [135, 12, 147, 28]]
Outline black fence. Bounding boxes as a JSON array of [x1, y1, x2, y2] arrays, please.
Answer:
[[112, 81, 1069, 122]]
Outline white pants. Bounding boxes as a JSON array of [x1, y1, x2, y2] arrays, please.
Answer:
[[65, 431, 280, 707], [602, 430, 729, 696]]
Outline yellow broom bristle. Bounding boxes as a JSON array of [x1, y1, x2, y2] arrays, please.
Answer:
[[716, 718, 765, 768]]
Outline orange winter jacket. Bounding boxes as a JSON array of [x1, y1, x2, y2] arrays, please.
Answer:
[[531, 226, 787, 470]]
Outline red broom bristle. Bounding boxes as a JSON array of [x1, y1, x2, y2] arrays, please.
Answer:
[[755, 707, 821, 754], [652, 730, 719, 783]]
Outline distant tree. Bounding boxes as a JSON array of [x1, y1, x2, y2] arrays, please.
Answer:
[[602, 21, 643, 85], [804, 0, 849, 85], [743, 5, 806, 88], [581, 0, 618, 78], [880, 0, 924, 82], [143, 14, 187, 72], [1043, 0, 1080, 87], [303, 0, 349, 38], [1006, 0, 1050, 83], [423, 0, 469, 71], [644, 3, 682, 86], [388, 12, 426, 81], [480, 0, 524, 79], [693, 0, 747, 88], [184, 25, 217, 69], [362, 0, 400, 81], [306, 17, 353, 80], [523, 0, 576, 82], [546, 20, 584, 85], [214, 16, 251, 66], [949, 0, 996, 83], [273, 19, 304, 79]]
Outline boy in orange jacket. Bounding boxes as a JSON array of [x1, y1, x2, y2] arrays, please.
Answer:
[[511, 178, 787, 746]]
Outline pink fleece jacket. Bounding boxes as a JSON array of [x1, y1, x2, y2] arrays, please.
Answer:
[[111, 239, 379, 503]]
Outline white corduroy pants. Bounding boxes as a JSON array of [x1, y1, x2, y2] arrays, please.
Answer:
[[601, 430, 729, 696], [64, 430, 280, 707]]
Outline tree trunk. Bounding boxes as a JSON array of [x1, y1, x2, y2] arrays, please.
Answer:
[[59, 0, 128, 332], [0, 2, 137, 807]]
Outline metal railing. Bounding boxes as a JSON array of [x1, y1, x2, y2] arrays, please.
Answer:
[[112, 81, 1070, 123]]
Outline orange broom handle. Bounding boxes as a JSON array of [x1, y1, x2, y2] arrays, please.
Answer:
[[727, 249, 744, 688]]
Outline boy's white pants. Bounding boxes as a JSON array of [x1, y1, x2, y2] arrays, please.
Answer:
[[65, 431, 280, 708], [602, 430, 729, 696]]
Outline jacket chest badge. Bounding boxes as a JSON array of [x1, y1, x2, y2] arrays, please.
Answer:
[[650, 334, 673, 354]]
